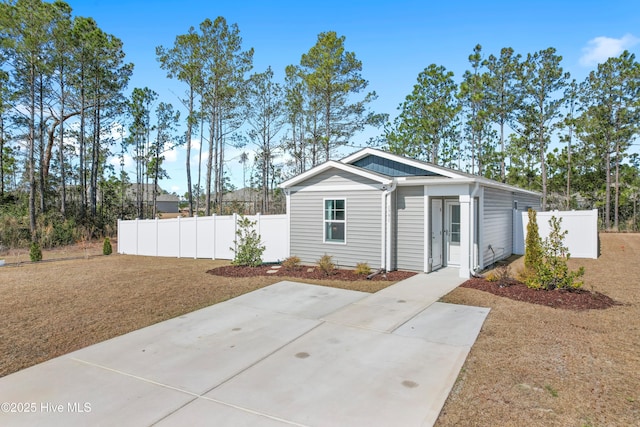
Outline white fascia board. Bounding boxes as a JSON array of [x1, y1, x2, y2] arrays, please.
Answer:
[[396, 175, 540, 198], [396, 177, 475, 186], [279, 160, 392, 188], [287, 183, 383, 193], [477, 179, 542, 197], [340, 147, 464, 179]]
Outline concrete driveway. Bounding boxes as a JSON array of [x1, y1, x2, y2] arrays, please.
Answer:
[[0, 269, 489, 426]]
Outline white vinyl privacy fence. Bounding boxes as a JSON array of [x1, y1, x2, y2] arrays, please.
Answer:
[[117, 214, 289, 262], [513, 209, 598, 259]]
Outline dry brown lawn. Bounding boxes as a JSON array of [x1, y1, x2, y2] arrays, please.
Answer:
[[0, 241, 395, 378], [1, 234, 638, 426], [437, 233, 640, 427]]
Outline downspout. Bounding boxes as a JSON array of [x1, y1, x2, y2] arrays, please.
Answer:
[[283, 188, 291, 259], [469, 182, 481, 277], [382, 180, 397, 272]]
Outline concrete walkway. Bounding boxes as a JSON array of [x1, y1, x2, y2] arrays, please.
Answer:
[[0, 269, 489, 427]]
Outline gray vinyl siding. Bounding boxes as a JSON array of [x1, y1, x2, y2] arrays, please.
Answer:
[[515, 193, 541, 211], [394, 186, 424, 271], [482, 187, 514, 267], [297, 168, 381, 187], [289, 189, 382, 268]]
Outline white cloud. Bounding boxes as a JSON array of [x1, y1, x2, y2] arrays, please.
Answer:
[[163, 143, 178, 162], [580, 33, 640, 66], [171, 185, 181, 194], [108, 153, 134, 169]]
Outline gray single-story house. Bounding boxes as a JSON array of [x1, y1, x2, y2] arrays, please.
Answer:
[[279, 148, 541, 278]]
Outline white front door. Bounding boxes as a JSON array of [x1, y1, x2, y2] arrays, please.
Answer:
[[445, 200, 461, 265], [431, 199, 443, 270]]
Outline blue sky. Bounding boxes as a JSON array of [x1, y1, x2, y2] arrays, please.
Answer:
[[67, 0, 640, 195]]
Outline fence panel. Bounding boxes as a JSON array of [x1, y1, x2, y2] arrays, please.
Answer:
[[137, 220, 158, 256], [256, 214, 289, 263], [196, 217, 214, 259], [214, 216, 236, 260], [117, 214, 288, 262], [117, 220, 137, 255], [179, 217, 198, 258], [157, 218, 180, 257], [521, 209, 598, 259]]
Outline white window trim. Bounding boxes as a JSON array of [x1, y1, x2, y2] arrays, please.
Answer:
[[323, 197, 347, 245]]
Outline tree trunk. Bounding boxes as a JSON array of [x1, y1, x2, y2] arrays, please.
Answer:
[[196, 99, 204, 215], [90, 98, 100, 217], [79, 65, 86, 217], [29, 62, 37, 236], [566, 130, 572, 210], [500, 118, 505, 182], [186, 86, 194, 216], [614, 140, 620, 230], [605, 148, 611, 230], [0, 115, 4, 198], [205, 108, 214, 216], [38, 75, 46, 214]]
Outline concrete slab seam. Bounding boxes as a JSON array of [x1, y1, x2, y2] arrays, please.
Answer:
[[69, 357, 200, 398], [199, 321, 326, 396], [388, 301, 437, 334], [71, 354, 312, 427], [192, 395, 311, 427]]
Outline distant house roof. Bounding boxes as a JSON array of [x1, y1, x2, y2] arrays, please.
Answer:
[[223, 187, 261, 201], [125, 184, 179, 203]]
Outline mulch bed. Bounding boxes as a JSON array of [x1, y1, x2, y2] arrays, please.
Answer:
[[207, 264, 417, 282], [461, 278, 619, 310], [208, 265, 618, 310]]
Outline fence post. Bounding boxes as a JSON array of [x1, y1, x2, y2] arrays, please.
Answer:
[[155, 217, 159, 256], [256, 212, 261, 236], [233, 213, 238, 258], [212, 214, 216, 260], [194, 214, 198, 259], [177, 216, 181, 258], [135, 218, 139, 255]]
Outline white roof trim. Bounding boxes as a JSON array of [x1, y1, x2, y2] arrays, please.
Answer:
[[339, 147, 463, 179], [279, 160, 393, 188], [396, 176, 541, 196]]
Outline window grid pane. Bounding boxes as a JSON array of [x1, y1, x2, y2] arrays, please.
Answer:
[[324, 199, 346, 243]]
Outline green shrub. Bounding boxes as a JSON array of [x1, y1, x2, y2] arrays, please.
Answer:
[[29, 241, 42, 262], [103, 237, 113, 255], [524, 209, 543, 271], [317, 254, 335, 276], [230, 215, 265, 267], [282, 255, 301, 271], [486, 265, 511, 284], [526, 216, 585, 291], [355, 262, 371, 275]]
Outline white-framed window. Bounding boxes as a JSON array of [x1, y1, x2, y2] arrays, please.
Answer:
[[323, 198, 346, 244]]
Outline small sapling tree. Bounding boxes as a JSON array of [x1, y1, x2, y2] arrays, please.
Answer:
[[526, 215, 585, 290], [230, 216, 265, 267], [29, 241, 42, 262], [103, 237, 113, 255], [525, 209, 543, 271]]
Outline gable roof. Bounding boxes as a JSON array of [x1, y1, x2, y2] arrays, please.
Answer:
[[279, 160, 393, 188], [340, 147, 464, 179], [280, 147, 541, 197]]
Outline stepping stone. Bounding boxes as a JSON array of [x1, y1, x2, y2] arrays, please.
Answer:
[[307, 268, 315, 273], [266, 270, 279, 274], [271, 265, 282, 269]]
